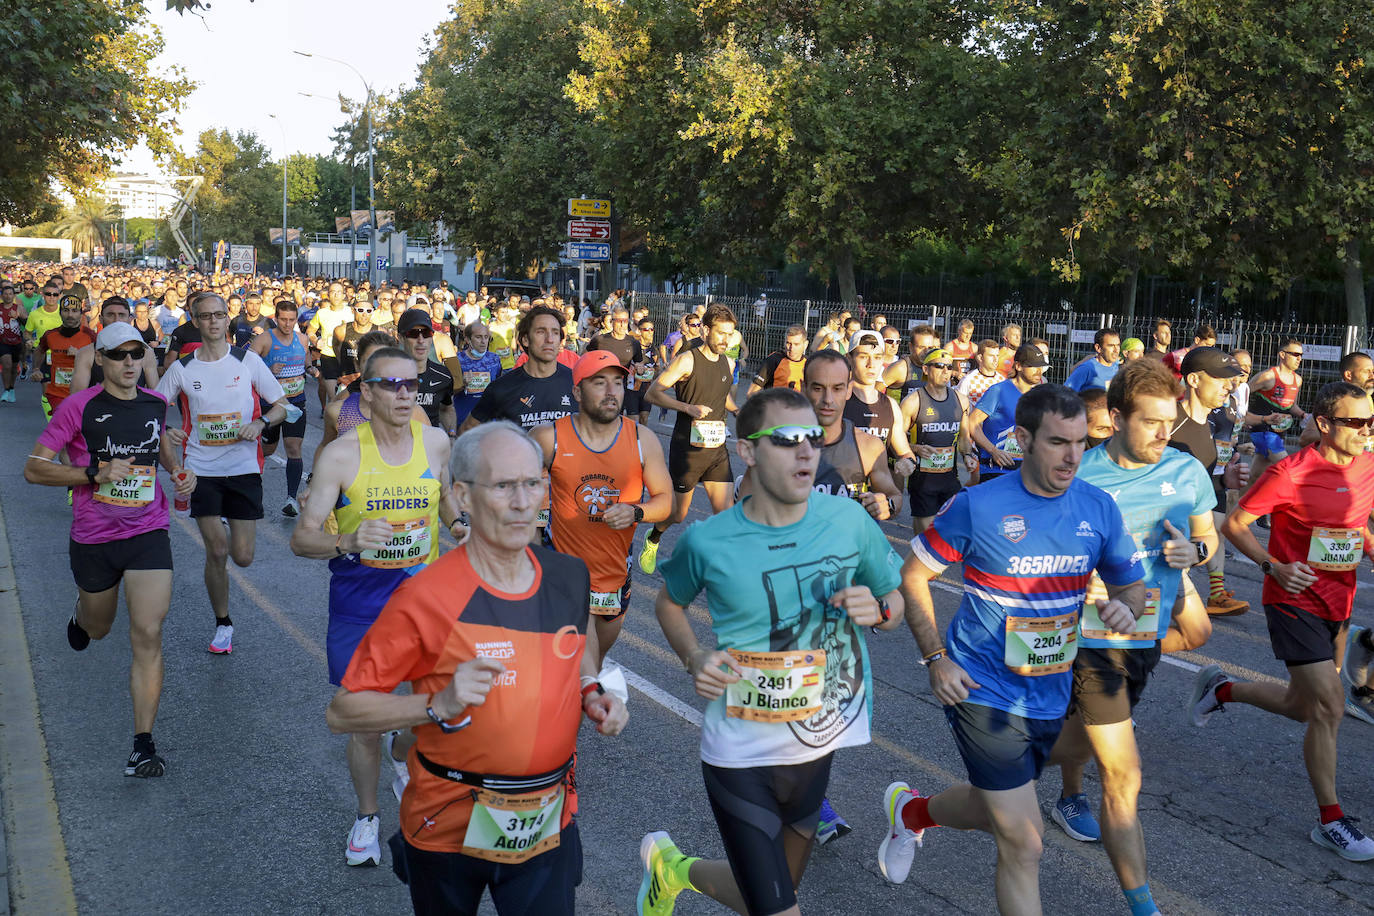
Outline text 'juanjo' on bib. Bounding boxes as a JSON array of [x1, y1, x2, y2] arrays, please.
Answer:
[[1307, 527, 1364, 572], [93, 465, 156, 507], [1080, 576, 1161, 641], [1005, 611, 1077, 675], [461, 785, 565, 864], [360, 518, 431, 568], [690, 418, 727, 448], [724, 648, 826, 722], [197, 412, 242, 446]]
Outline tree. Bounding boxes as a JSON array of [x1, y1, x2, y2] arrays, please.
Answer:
[[173, 129, 280, 264], [54, 197, 119, 258], [0, 0, 192, 224]]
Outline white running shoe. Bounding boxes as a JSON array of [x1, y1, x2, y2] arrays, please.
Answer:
[[383, 730, 410, 803], [1311, 816, 1374, 862], [208, 624, 233, 655], [281, 497, 300, 518], [1189, 664, 1229, 727], [345, 814, 381, 867], [878, 780, 924, 884]]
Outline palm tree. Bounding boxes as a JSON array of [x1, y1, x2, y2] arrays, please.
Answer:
[[54, 197, 118, 258]]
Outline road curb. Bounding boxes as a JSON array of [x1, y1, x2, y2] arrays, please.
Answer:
[[0, 496, 78, 914]]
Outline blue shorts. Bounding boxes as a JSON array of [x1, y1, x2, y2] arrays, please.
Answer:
[[944, 702, 1063, 791], [326, 558, 424, 685], [1251, 430, 1287, 457]]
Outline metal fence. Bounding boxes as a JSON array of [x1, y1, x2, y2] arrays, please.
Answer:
[[287, 259, 445, 288], [628, 292, 1366, 407]]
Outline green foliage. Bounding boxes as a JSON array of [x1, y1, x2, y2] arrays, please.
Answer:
[[173, 129, 281, 265], [54, 197, 119, 257], [0, 0, 192, 224]]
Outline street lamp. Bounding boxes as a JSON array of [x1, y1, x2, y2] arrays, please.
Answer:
[[269, 114, 288, 276], [295, 50, 376, 288]]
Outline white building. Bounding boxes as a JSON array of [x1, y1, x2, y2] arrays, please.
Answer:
[[101, 173, 180, 219]]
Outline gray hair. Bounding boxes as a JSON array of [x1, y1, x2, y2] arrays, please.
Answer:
[[451, 421, 542, 484]]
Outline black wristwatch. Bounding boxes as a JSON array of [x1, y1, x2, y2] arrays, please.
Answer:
[[1261, 559, 1274, 576], [632, 505, 645, 524], [426, 701, 472, 734], [1194, 540, 1209, 564], [85, 465, 98, 484]]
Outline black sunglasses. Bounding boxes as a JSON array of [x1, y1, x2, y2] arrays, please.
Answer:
[[404, 327, 434, 339], [1325, 416, 1374, 429], [102, 345, 146, 362], [364, 376, 420, 394], [745, 424, 825, 447]]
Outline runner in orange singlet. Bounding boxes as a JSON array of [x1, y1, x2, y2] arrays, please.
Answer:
[[531, 351, 671, 670]]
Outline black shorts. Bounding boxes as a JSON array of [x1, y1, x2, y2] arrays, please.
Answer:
[[190, 473, 264, 520], [702, 754, 832, 916], [908, 473, 961, 518], [1265, 603, 1348, 667], [623, 386, 642, 416], [0, 342, 21, 360], [398, 822, 582, 916], [317, 354, 340, 379], [668, 442, 732, 493], [589, 572, 633, 623], [69, 528, 172, 593], [261, 396, 307, 444], [1069, 645, 1161, 726], [945, 702, 1062, 791]]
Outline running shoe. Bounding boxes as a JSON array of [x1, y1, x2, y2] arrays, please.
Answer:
[[1347, 686, 1374, 726], [1205, 590, 1249, 617], [208, 624, 233, 655], [1189, 664, 1230, 727], [346, 814, 381, 867], [383, 730, 410, 802], [637, 831, 688, 916], [816, 797, 852, 845], [1051, 794, 1101, 842], [878, 781, 924, 884], [67, 605, 90, 652], [638, 535, 660, 575], [281, 497, 300, 518], [1311, 816, 1374, 862], [124, 747, 166, 778], [1343, 626, 1374, 690], [1, 388, 12, 402]]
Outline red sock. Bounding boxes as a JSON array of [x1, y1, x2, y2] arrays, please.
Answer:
[[900, 794, 938, 832], [1320, 803, 1344, 825], [1215, 681, 1233, 704]]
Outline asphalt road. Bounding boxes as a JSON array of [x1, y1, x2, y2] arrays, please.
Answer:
[[2, 375, 1374, 915]]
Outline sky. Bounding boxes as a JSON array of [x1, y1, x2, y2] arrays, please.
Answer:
[[121, 0, 454, 173]]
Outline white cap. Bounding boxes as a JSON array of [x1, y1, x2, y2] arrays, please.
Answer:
[[96, 322, 144, 352]]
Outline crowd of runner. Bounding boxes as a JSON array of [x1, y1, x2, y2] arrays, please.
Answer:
[[5, 259, 1374, 915]]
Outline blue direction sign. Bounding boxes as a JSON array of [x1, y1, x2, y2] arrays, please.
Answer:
[[377, 257, 390, 270], [564, 241, 611, 260]]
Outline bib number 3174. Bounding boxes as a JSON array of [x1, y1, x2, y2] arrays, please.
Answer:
[[461, 786, 564, 864]]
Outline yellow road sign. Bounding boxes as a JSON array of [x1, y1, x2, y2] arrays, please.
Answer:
[[568, 198, 611, 218]]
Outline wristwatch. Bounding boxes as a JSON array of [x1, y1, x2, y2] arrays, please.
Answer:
[[426, 701, 472, 734], [1194, 540, 1210, 564], [85, 465, 98, 484], [1261, 559, 1274, 576], [632, 505, 645, 524]]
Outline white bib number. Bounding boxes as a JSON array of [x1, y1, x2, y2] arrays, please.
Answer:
[[1004, 612, 1077, 676], [589, 589, 622, 618], [54, 366, 74, 388], [463, 370, 491, 394], [920, 446, 955, 473], [997, 428, 1022, 458], [361, 518, 432, 569], [92, 465, 156, 507], [724, 649, 826, 722], [1214, 440, 1234, 469], [280, 374, 305, 397], [1307, 527, 1363, 572], [197, 412, 242, 446], [461, 785, 564, 864], [690, 418, 727, 448], [1080, 575, 1161, 641]]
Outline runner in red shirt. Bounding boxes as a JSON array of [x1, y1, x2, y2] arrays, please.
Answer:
[[1196, 380, 1374, 862]]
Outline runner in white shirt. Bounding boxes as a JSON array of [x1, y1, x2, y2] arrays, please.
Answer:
[[157, 292, 288, 655]]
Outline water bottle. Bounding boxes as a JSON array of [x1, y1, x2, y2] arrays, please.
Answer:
[[173, 469, 190, 516]]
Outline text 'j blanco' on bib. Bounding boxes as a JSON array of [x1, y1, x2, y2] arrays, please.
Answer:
[[1005, 611, 1077, 675], [197, 411, 242, 446], [93, 465, 157, 507], [690, 418, 727, 448], [461, 785, 565, 864], [361, 518, 432, 569], [1080, 574, 1161, 641], [725, 648, 827, 722], [1308, 527, 1364, 572]]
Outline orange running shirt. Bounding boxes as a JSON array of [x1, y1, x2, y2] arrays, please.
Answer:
[[341, 544, 591, 853], [40, 327, 95, 406], [548, 415, 644, 592]]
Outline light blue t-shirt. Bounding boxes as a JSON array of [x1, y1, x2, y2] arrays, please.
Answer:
[[660, 492, 903, 767], [1076, 445, 1215, 648], [974, 379, 1026, 475], [913, 471, 1143, 719], [1064, 359, 1119, 392]]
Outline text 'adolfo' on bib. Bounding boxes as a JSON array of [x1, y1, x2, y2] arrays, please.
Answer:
[[725, 649, 827, 722], [461, 785, 565, 864], [1308, 527, 1364, 572], [1005, 611, 1077, 675]]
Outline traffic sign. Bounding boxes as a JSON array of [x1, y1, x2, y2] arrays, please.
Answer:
[[567, 219, 611, 241], [568, 198, 611, 218], [356, 258, 369, 270], [227, 244, 256, 274], [564, 242, 611, 260], [377, 257, 390, 270]]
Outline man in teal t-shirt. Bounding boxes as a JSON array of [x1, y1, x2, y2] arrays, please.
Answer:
[[637, 388, 903, 916], [1049, 358, 1217, 916]]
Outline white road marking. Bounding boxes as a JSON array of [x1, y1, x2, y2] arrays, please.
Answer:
[[618, 662, 704, 727]]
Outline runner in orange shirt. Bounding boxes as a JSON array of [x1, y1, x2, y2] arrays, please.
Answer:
[[35, 294, 95, 419], [530, 351, 671, 674], [327, 421, 627, 915]]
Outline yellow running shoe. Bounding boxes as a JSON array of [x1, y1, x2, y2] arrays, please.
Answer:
[[638, 534, 660, 574], [637, 831, 688, 916]]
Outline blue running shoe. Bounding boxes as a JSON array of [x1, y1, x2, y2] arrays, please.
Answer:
[[816, 797, 852, 845], [1051, 793, 1101, 842]]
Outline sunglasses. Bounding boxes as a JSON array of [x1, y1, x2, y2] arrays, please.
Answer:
[[1281, 351, 1303, 358], [687, 321, 702, 328], [102, 345, 146, 361], [926, 362, 954, 370], [746, 424, 825, 447], [404, 327, 434, 339], [1325, 416, 1374, 429], [353, 307, 373, 313], [364, 376, 420, 394]]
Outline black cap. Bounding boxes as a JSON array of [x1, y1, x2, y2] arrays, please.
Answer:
[[1180, 346, 1243, 379], [1014, 344, 1049, 368], [396, 308, 432, 334]]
